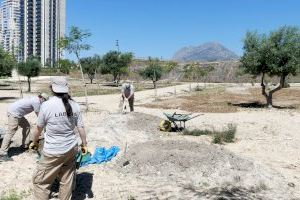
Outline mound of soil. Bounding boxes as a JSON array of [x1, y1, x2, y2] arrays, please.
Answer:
[[126, 112, 162, 133], [121, 140, 254, 176], [117, 140, 291, 199]]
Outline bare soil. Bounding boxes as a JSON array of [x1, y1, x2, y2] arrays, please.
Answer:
[[0, 81, 300, 199], [141, 86, 300, 113]]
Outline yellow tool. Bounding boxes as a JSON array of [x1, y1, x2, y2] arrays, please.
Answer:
[[159, 120, 172, 132]]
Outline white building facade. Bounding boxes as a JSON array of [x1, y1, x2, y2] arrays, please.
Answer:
[[0, 0, 22, 61], [0, 0, 66, 66]]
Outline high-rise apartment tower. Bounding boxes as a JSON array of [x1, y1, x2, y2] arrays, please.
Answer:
[[0, 0, 22, 61], [0, 0, 66, 66]]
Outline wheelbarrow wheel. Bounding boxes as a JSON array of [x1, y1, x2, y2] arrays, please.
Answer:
[[159, 120, 172, 132]]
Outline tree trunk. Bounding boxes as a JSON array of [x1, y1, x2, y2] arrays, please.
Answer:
[[117, 75, 120, 86], [95, 70, 101, 95], [266, 94, 273, 108], [153, 80, 157, 100], [153, 80, 156, 89], [17, 72, 23, 98], [27, 77, 31, 92], [90, 78, 93, 84], [113, 74, 118, 86], [261, 73, 285, 108], [76, 53, 89, 111]]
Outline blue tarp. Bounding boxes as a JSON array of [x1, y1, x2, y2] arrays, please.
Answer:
[[78, 146, 120, 167]]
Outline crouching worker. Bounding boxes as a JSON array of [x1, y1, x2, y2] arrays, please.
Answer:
[[30, 77, 87, 200], [0, 93, 49, 161], [121, 80, 134, 112]]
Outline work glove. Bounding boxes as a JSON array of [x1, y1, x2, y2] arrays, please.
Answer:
[[29, 141, 39, 151], [81, 145, 88, 155]]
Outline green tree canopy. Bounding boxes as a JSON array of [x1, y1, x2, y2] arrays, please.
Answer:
[[58, 59, 75, 74], [184, 63, 214, 82], [101, 51, 133, 83], [81, 55, 101, 83], [240, 26, 300, 107], [139, 57, 163, 88], [18, 57, 41, 92], [0, 47, 16, 77], [162, 61, 178, 73], [58, 26, 92, 110], [59, 26, 92, 60]]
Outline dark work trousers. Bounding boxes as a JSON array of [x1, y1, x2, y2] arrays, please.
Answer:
[[122, 94, 134, 112]]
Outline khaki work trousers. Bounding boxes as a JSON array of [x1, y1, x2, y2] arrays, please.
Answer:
[[33, 147, 77, 200], [0, 114, 31, 155]]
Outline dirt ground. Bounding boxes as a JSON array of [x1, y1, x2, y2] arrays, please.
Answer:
[[141, 86, 300, 113], [0, 80, 300, 199]]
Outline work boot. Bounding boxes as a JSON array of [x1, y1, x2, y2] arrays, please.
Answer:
[[0, 154, 13, 161]]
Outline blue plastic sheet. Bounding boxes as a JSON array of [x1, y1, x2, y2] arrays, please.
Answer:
[[79, 146, 120, 167]]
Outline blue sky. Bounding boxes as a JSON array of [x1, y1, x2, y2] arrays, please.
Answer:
[[42, 1, 300, 59], [67, 0, 300, 59]]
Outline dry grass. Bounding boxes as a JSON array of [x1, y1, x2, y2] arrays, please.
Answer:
[[142, 87, 300, 113], [183, 124, 237, 144], [35, 79, 120, 97], [34, 79, 181, 97]]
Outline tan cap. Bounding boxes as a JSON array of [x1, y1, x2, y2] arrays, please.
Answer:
[[39, 93, 49, 100], [51, 76, 69, 93]]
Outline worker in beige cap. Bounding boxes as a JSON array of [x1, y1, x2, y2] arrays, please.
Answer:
[[0, 93, 49, 161], [31, 76, 87, 200]]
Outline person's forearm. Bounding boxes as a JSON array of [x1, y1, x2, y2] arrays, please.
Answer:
[[77, 127, 87, 146], [33, 126, 43, 142]]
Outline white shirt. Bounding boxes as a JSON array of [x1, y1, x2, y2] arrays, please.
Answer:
[[8, 97, 41, 118], [37, 96, 84, 155], [121, 83, 134, 97]]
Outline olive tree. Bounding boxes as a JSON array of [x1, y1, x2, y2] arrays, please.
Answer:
[[81, 55, 101, 84], [18, 57, 41, 92], [240, 26, 300, 107], [183, 63, 214, 90], [101, 51, 133, 84], [58, 59, 75, 75], [139, 57, 163, 89]]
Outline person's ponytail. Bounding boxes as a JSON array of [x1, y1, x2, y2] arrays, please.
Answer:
[[61, 94, 73, 117]]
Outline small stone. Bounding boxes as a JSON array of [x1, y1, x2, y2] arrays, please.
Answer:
[[123, 160, 130, 167], [288, 182, 295, 187]]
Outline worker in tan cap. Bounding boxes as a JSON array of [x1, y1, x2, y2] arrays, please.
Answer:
[[0, 93, 49, 161], [31, 76, 87, 200]]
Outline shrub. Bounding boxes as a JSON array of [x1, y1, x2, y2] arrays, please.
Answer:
[[183, 129, 213, 136], [212, 124, 237, 144], [0, 48, 15, 78], [184, 124, 237, 144], [194, 85, 203, 91], [0, 190, 22, 200], [213, 134, 222, 144], [222, 124, 236, 143]]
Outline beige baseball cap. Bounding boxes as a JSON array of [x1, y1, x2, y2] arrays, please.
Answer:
[[39, 93, 49, 100], [51, 76, 69, 93]]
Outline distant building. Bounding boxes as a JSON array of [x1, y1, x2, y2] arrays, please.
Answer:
[[0, 6, 2, 46], [0, 0, 66, 67], [0, 0, 22, 61]]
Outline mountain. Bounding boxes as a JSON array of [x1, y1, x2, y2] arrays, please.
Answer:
[[172, 42, 239, 62]]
